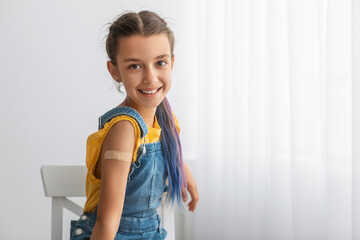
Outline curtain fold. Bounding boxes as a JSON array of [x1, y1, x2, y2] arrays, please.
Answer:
[[352, 0, 360, 239], [175, 0, 354, 239]]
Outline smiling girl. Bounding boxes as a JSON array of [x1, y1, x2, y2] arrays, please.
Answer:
[[69, 11, 199, 240]]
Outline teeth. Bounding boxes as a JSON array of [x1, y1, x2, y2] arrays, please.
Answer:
[[140, 88, 159, 94]]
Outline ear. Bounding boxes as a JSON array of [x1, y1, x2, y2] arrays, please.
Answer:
[[171, 55, 175, 70], [107, 61, 121, 82]]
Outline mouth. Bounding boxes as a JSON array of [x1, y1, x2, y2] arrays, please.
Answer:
[[137, 87, 162, 95]]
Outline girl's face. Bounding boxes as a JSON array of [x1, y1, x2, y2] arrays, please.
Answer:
[[108, 34, 174, 111]]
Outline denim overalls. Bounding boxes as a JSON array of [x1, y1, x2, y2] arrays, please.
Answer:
[[70, 107, 168, 240]]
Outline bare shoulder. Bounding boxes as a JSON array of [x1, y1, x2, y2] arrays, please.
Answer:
[[94, 120, 136, 179], [102, 120, 136, 152]]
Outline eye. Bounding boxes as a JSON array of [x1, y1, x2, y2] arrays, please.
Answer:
[[156, 61, 167, 67], [128, 64, 140, 70]]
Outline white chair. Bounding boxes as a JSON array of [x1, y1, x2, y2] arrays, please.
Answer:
[[41, 165, 175, 240]]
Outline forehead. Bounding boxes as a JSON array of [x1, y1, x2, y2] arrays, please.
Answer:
[[117, 34, 171, 60]]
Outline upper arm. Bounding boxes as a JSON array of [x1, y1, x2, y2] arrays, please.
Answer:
[[95, 120, 136, 232]]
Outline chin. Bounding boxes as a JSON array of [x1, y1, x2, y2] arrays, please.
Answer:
[[144, 102, 163, 109], [142, 97, 166, 109], [134, 99, 160, 109]]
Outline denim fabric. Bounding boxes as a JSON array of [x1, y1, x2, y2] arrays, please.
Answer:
[[98, 106, 148, 137], [70, 107, 168, 240]]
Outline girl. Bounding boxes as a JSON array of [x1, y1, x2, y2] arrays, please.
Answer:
[[70, 10, 199, 240]]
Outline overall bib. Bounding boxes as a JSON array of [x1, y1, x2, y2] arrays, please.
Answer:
[[70, 107, 168, 240]]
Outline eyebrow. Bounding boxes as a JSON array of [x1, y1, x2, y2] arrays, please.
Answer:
[[123, 54, 170, 62], [155, 54, 170, 59]]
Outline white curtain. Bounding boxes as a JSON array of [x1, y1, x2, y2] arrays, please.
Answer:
[[173, 0, 359, 239]]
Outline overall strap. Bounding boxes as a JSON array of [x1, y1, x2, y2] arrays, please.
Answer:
[[98, 106, 148, 138]]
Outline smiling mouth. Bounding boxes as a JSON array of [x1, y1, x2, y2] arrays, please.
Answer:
[[137, 87, 162, 95]]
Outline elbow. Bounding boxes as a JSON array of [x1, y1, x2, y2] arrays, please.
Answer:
[[95, 214, 121, 236]]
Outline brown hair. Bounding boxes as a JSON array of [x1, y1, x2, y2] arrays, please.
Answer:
[[106, 10, 175, 66], [105, 11, 187, 208]]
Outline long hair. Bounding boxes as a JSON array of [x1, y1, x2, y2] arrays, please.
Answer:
[[156, 97, 187, 207], [106, 11, 186, 207]]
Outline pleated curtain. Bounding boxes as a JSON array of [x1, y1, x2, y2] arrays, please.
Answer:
[[173, 0, 359, 239]]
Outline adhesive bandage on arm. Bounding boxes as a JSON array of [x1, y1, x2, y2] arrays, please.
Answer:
[[103, 150, 132, 163]]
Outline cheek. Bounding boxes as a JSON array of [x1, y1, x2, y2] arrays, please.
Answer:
[[162, 71, 172, 85], [121, 81, 137, 93], [163, 79, 172, 95], [163, 78, 172, 92], [166, 78, 172, 87], [121, 74, 140, 88]]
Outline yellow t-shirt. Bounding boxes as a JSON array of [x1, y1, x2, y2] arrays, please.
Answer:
[[83, 114, 180, 213]]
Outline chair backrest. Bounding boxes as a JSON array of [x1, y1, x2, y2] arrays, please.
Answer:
[[41, 165, 87, 197], [41, 165, 87, 240], [41, 165, 175, 240]]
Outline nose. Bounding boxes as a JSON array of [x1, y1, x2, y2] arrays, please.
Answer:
[[142, 66, 157, 84]]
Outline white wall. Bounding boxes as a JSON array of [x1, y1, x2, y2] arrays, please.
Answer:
[[0, 0, 198, 239]]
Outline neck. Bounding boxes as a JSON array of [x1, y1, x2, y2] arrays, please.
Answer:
[[119, 99, 156, 127]]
